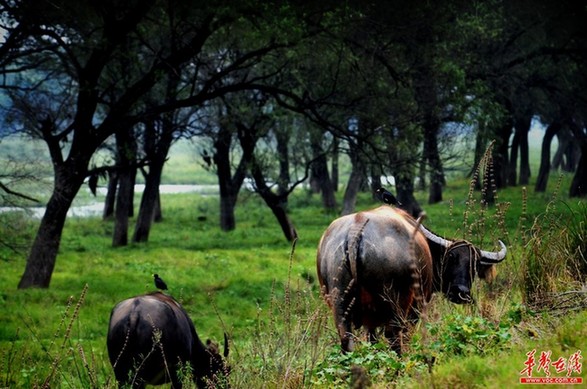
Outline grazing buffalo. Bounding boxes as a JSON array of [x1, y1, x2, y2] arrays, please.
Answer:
[[107, 292, 229, 388], [317, 206, 506, 353]]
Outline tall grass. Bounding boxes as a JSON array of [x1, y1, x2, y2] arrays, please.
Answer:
[[1, 284, 115, 389], [521, 187, 587, 311]]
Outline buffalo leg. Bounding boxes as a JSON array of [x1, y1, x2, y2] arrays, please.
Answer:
[[384, 321, 405, 355]]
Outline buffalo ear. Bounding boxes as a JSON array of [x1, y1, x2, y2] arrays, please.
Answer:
[[206, 339, 220, 355], [477, 263, 496, 282]]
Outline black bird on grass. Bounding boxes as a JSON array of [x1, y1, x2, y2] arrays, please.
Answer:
[[153, 274, 168, 290], [375, 187, 401, 207]]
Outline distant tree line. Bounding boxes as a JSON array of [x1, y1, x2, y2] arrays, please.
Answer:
[[0, 0, 585, 288]]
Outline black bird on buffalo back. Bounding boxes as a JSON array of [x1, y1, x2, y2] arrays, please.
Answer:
[[153, 273, 168, 290], [375, 187, 401, 206]]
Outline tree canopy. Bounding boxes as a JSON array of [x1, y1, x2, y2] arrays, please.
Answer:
[[0, 0, 585, 288]]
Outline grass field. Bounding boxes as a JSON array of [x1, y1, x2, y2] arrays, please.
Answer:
[[1, 134, 586, 388]]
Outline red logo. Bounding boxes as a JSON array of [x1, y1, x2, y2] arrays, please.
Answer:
[[519, 349, 583, 385]]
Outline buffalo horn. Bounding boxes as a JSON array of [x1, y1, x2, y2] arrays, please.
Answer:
[[479, 240, 507, 264], [419, 225, 451, 247], [223, 332, 229, 358]]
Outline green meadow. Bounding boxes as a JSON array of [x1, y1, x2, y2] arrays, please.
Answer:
[[0, 138, 586, 388]]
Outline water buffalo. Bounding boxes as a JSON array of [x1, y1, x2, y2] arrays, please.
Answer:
[[316, 206, 506, 353], [107, 292, 229, 388]]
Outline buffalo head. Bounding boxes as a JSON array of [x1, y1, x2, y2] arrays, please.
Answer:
[[420, 225, 507, 304]]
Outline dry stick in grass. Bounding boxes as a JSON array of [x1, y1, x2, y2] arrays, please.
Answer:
[[42, 283, 89, 389], [464, 141, 496, 242], [282, 237, 298, 386], [125, 324, 168, 387], [2, 328, 20, 387], [77, 343, 98, 389], [281, 239, 329, 388], [208, 290, 233, 379], [284, 239, 296, 342], [111, 324, 133, 387]]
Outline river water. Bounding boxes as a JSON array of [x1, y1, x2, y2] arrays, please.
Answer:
[[0, 184, 218, 219]]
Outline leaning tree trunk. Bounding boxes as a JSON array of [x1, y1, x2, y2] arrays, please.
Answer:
[[18, 162, 87, 288], [250, 156, 297, 241], [535, 121, 561, 192], [18, 117, 96, 289]]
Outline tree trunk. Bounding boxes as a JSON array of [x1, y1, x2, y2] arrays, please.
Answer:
[[508, 128, 519, 186], [153, 191, 162, 222], [214, 123, 253, 231], [518, 116, 531, 185], [535, 121, 561, 192], [133, 116, 173, 243], [341, 150, 364, 216], [418, 158, 427, 191], [275, 125, 290, 199], [133, 164, 163, 242], [493, 119, 513, 188], [412, 51, 443, 203], [331, 137, 339, 192], [424, 128, 444, 204], [310, 132, 336, 211], [250, 155, 297, 241], [215, 126, 237, 231], [510, 112, 532, 186], [103, 171, 118, 220], [237, 121, 296, 241], [18, 167, 86, 288], [112, 167, 133, 247], [112, 129, 137, 247], [385, 123, 422, 217], [569, 145, 587, 197], [552, 128, 573, 171], [369, 165, 382, 201], [18, 117, 95, 288], [396, 170, 422, 218], [569, 123, 587, 198]]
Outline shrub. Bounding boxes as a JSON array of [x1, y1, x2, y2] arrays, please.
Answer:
[[426, 313, 512, 356], [310, 342, 407, 387]]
